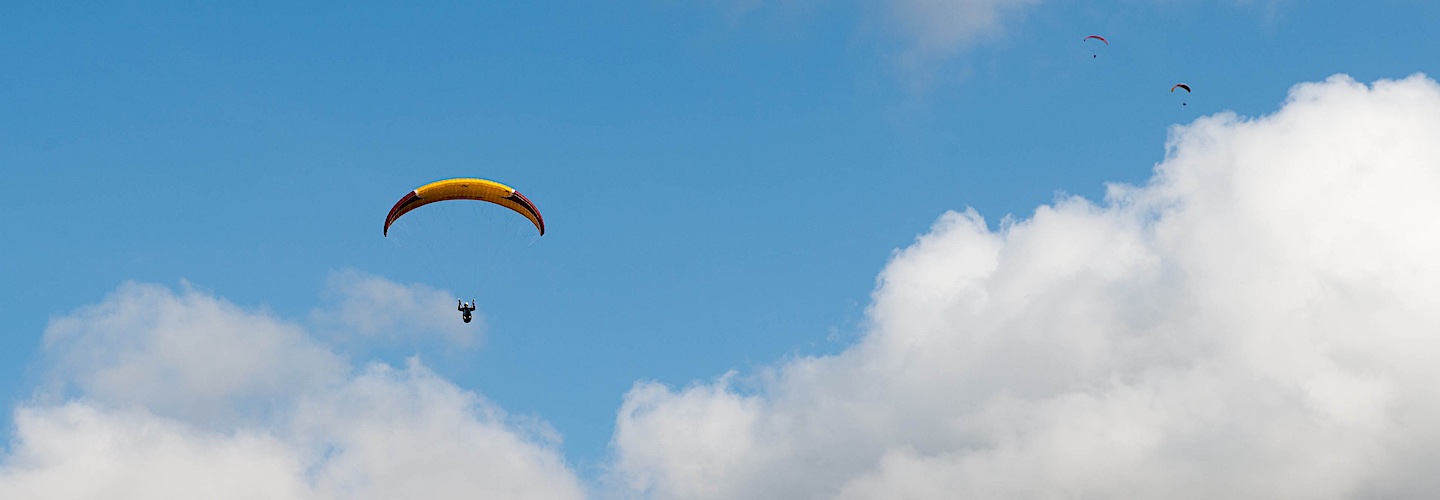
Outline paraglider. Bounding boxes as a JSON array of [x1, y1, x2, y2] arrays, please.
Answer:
[[1084, 35, 1108, 57], [1171, 83, 1191, 106], [384, 177, 545, 323]]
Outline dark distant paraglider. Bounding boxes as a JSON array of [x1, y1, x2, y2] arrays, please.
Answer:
[[1171, 83, 1191, 105]]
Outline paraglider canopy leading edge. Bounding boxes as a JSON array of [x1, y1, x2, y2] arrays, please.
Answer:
[[383, 177, 545, 236]]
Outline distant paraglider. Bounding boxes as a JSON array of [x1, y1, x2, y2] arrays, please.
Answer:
[[1084, 35, 1108, 58], [1073, 34, 1198, 109], [1171, 83, 1191, 106]]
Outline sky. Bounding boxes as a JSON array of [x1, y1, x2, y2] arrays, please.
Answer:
[[3, 1, 1440, 498]]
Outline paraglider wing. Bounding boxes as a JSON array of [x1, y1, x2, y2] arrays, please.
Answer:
[[1171, 83, 1192, 93], [1083, 35, 1108, 45], [383, 178, 545, 236]]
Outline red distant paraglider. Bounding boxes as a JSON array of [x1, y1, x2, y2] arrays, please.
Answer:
[[1084, 35, 1108, 58]]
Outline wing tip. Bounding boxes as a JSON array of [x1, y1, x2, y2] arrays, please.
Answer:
[[507, 190, 546, 236]]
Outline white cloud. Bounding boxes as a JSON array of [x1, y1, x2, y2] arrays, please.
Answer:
[[0, 404, 311, 499], [2, 280, 584, 500], [310, 269, 479, 348], [294, 361, 578, 499], [39, 282, 346, 428], [609, 73, 1440, 499]]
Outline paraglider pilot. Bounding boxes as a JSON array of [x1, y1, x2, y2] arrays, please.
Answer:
[[458, 299, 476, 323]]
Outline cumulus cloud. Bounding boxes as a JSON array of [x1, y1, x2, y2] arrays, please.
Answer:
[[610, 73, 1440, 499], [39, 282, 346, 427], [2, 280, 583, 499], [310, 269, 479, 348]]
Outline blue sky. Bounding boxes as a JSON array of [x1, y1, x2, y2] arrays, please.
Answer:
[[4, 1, 1440, 497]]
